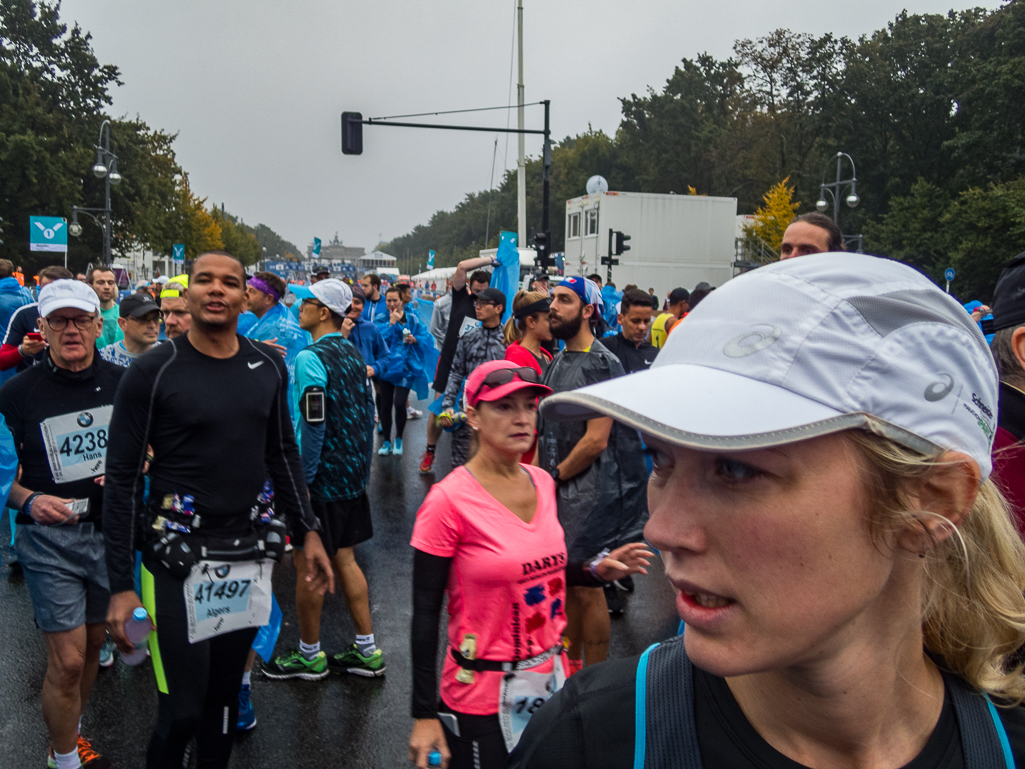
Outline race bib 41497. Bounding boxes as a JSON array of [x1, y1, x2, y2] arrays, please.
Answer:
[[39, 406, 112, 484]]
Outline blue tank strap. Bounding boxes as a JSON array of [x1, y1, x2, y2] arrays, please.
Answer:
[[633, 643, 659, 769], [943, 666, 1016, 769], [985, 696, 1017, 769], [634, 636, 703, 769]]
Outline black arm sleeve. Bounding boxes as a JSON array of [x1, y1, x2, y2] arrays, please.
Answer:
[[411, 548, 452, 719], [103, 362, 156, 594], [566, 559, 606, 588], [263, 353, 320, 539]]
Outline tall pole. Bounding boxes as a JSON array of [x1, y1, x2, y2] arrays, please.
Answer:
[[516, 0, 526, 250], [833, 152, 842, 224], [540, 100, 550, 270]]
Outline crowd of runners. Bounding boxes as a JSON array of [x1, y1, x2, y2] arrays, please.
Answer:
[[4, 208, 1025, 769]]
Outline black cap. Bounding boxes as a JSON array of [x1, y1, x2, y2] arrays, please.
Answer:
[[476, 287, 507, 308], [313, 265, 330, 274], [992, 252, 1025, 332], [668, 287, 691, 305], [532, 272, 550, 283], [119, 293, 160, 318]]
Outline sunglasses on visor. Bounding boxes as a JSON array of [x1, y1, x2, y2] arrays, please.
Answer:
[[470, 366, 542, 403]]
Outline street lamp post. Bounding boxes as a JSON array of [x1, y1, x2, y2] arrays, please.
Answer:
[[69, 120, 122, 265], [815, 151, 862, 252]]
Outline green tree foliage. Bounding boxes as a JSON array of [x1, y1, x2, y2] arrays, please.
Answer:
[[0, 0, 296, 277], [384, 3, 1025, 300]]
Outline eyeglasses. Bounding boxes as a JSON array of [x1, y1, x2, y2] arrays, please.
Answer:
[[470, 366, 541, 403], [44, 315, 96, 331], [301, 298, 326, 309], [129, 313, 161, 325], [473, 299, 497, 307]]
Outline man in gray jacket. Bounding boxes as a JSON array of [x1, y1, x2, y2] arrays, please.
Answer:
[[439, 287, 506, 467]]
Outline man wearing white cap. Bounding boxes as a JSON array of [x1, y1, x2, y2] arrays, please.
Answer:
[[264, 279, 384, 680], [0, 279, 125, 769]]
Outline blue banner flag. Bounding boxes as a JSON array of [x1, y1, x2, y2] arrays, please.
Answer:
[[492, 232, 520, 323], [427, 249, 435, 270], [313, 237, 321, 257]]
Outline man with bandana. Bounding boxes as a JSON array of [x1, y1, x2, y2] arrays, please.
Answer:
[[244, 271, 309, 419]]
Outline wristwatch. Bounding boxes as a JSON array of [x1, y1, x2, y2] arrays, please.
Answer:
[[549, 467, 561, 483]]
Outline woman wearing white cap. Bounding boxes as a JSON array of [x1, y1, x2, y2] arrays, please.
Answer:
[[511, 253, 1025, 768]]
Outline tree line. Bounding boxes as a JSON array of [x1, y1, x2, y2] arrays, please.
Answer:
[[385, 2, 1025, 301], [0, 0, 301, 278]]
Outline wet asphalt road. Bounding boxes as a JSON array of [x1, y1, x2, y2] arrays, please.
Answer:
[[0, 399, 678, 768]]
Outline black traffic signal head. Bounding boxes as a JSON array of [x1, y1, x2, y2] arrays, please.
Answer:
[[341, 112, 363, 155], [533, 231, 549, 250], [614, 231, 631, 256]]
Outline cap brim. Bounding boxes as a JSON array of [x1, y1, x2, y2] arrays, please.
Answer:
[[539, 363, 941, 454], [288, 286, 315, 300]]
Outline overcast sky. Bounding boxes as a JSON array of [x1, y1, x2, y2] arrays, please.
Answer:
[[61, 0, 999, 257]]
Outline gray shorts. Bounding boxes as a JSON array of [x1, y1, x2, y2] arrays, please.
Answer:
[[14, 522, 110, 633]]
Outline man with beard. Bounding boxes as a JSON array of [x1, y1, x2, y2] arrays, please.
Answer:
[[537, 278, 649, 670]]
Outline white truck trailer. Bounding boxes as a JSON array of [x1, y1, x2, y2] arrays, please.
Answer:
[[563, 191, 738, 292]]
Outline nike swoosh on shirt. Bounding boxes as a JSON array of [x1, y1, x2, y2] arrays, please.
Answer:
[[248, 361, 264, 370]]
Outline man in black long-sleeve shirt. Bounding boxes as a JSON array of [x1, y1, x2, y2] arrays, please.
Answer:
[[103, 252, 334, 769]]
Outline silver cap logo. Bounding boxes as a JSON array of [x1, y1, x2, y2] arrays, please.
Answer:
[[724, 325, 782, 358], [924, 373, 954, 402]]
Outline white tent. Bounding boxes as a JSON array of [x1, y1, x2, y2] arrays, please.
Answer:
[[411, 266, 457, 281]]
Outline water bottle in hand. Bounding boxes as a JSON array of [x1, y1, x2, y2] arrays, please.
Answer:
[[122, 607, 153, 666]]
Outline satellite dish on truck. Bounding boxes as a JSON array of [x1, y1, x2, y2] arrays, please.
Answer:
[[586, 175, 609, 195]]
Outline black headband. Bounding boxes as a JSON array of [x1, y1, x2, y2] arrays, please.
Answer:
[[514, 298, 551, 319]]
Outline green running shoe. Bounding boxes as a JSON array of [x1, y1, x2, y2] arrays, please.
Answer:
[[262, 649, 329, 680], [329, 644, 386, 677]]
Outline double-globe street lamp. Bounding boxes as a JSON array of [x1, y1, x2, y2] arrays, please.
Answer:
[[815, 151, 863, 252], [69, 119, 122, 265]]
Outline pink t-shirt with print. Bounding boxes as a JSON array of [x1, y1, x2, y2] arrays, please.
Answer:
[[410, 464, 568, 716]]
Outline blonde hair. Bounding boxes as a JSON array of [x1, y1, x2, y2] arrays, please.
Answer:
[[846, 430, 1025, 703], [503, 290, 549, 346]]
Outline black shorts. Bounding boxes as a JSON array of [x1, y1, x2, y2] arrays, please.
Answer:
[[310, 492, 373, 555]]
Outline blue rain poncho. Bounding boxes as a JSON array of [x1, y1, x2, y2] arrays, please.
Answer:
[[374, 310, 433, 399]]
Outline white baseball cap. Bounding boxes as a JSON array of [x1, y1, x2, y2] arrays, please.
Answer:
[[308, 279, 353, 316], [38, 279, 101, 318], [540, 253, 999, 478]]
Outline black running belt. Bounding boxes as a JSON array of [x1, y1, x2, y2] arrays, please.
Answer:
[[637, 636, 1015, 769]]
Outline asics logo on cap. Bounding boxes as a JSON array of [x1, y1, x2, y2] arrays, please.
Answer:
[[723, 325, 782, 358], [924, 373, 954, 402]]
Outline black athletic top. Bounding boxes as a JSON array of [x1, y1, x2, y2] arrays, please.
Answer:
[[601, 333, 659, 375], [103, 333, 319, 594], [3, 302, 46, 369], [510, 654, 1025, 769], [0, 353, 125, 526], [434, 286, 476, 393]]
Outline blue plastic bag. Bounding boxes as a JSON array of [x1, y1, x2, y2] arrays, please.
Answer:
[[251, 593, 284, 664]]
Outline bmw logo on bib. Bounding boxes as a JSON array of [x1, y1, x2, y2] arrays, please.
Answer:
[[77, 412, 94, 428]]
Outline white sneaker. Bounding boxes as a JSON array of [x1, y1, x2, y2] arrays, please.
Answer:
[[406, 406, 422, 419]]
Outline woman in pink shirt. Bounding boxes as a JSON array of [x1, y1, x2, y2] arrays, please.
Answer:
[[408, 360, 652, 769]]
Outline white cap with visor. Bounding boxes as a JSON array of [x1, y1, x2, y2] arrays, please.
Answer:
[[540, 253, 999, 478]]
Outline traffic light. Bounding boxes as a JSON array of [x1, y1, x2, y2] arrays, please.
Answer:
[[614, 231, 631, 256], [341, 112, 363, 155], [532, 231, 548, 251]]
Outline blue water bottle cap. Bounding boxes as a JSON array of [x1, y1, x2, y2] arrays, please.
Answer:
[[428, 751, 442, 767], [132, 607, 148, 622]]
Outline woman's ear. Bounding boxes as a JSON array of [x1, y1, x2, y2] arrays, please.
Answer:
[[897, 451, 981, 555]]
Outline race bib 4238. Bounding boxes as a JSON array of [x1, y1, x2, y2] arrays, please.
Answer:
[[39, 406, 112, 484]]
